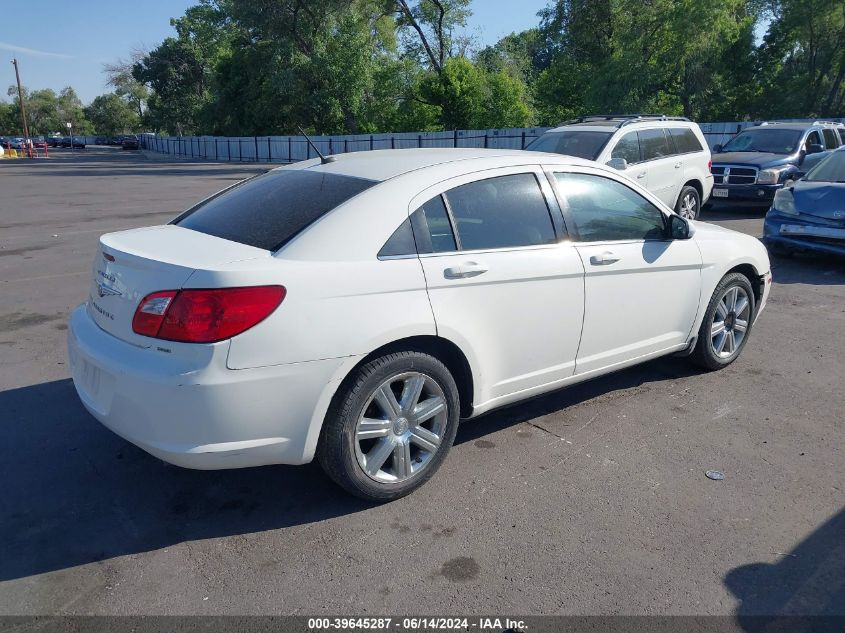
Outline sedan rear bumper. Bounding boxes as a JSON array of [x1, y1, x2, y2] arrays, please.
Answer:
[[67, 304, 349, 469]]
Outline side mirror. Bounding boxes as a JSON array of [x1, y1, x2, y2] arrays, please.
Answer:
[[807, 143, 824, 155], [606, 157, 628, 171], [669, 214, 692, 240], [713, 144, 723, 153]]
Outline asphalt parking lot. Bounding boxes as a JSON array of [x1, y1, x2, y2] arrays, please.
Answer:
[[1, 147, 842, 618]]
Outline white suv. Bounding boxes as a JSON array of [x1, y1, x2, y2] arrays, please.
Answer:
[[526, 115, 714, 219]]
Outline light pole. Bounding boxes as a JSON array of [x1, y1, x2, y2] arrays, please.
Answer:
[[11, 59, 30, 141], [66, 121, 73, 155]]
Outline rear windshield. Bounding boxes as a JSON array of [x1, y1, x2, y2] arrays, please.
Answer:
[[174, 169, 377, 251], [525, 131, 613, 160]]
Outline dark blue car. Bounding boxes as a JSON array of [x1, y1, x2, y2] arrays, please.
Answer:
[[764, 147, 845, 257], [709, 121, 844, 209]]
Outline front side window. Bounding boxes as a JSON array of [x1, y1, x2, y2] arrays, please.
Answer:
[[554, 172, 666, 242], [611, 132, 641, 164], [443, 174, 557, 250], [805, 130, 822, 149], [638, 129, 673, 161], [175, 170, 377, 251], [668, 128, 704, 154]]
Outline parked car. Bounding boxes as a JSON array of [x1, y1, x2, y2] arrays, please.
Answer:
[[526, 114, 713, 219], [61, 136, 86, 149], [764, 147, 845, 257], [48, 136, 64, 147], [709, 121, 844, 209], [109, 135, 124, 146], [68, 149, 771, 501], [9, 137, 25, 150], [121, 134, 140, 150]]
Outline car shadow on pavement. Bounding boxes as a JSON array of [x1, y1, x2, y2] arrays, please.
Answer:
[[456, 355, 704, 444], [724, 506, 845, 630], [701, 208, 769, 221], [0, 378, 372, 582], [768, 253, 845, 286], [1, 356, 705, 582]]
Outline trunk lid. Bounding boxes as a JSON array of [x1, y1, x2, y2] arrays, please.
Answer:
[[88, 225, 270, 347]]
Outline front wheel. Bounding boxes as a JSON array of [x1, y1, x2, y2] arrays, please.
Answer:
[[317, 351, 460, 502], [690, 273, 756, 370], [676, 186, 701, 220]]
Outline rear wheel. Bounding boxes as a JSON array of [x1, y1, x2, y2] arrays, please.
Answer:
[[317, 351, 460, 501], [691, 273, 756, 370], [676, 186, 701, 220]]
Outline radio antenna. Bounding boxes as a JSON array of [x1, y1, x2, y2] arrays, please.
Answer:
[[298, 126, 336, 164]]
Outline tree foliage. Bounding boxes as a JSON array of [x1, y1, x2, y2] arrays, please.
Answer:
[[7, 0, 844, 139]]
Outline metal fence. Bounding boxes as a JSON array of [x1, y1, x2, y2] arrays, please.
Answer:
[[139, 119, 845, 163], [139, 128, 550, 163]]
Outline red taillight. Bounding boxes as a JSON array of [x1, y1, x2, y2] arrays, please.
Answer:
[[708, 160, 712, 173], [132, 290, 177, 338], [132, 286, 285, 343]]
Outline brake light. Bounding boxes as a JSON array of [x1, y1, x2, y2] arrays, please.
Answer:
[[132, 286, 285, 343], [708, 160, 712, 173]]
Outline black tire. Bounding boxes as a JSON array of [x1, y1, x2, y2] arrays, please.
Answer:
[[317, 351, 460, 502], [675, 185, 701, 220], [690, 272, 756, 370]]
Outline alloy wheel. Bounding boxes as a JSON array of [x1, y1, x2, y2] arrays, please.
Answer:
[[710, 286, 751, 359], [354, 372, 448, 484], [679, 192, 698, 220]]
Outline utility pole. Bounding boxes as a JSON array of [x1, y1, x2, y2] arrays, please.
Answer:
[[11, 59, 30, 140]]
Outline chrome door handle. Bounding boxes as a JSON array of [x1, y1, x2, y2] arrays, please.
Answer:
[[590, 251, 620, 265], [637, 172, 646, 179], [444, 262, 488, 279]]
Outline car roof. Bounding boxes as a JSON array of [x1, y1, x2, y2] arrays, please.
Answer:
[[751, 122, 844, 131], [274, 148, 595, 182]]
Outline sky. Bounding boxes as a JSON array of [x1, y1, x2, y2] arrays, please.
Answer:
[[0, 0, 550, 104]]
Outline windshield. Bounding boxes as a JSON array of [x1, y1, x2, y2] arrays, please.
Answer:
[[525, 130, 613, 161], [721, 128, 802, 154], [805, 151, 845, 183]]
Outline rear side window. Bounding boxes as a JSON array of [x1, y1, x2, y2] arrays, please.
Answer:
[[444, 174, 557, 250], [838, 128, 845, 145], [611, 132, 641, 164], [174, 170, 377, 251], [822, 128, 839, 149], [638, 129, 673, 161], [668, 128, 704, 154]]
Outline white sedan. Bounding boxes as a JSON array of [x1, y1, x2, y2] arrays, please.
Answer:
[[68, 149, 772, 501]]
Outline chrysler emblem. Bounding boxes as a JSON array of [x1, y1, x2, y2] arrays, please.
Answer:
[[97, 282, 121, 298]]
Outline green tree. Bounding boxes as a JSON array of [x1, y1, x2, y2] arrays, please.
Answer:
[[755, 0, 845, 117], [0, 99, 17, 135], [534, 0, 759, 122], [103, 48, 150, 118], [85, 93, 140, 135]]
